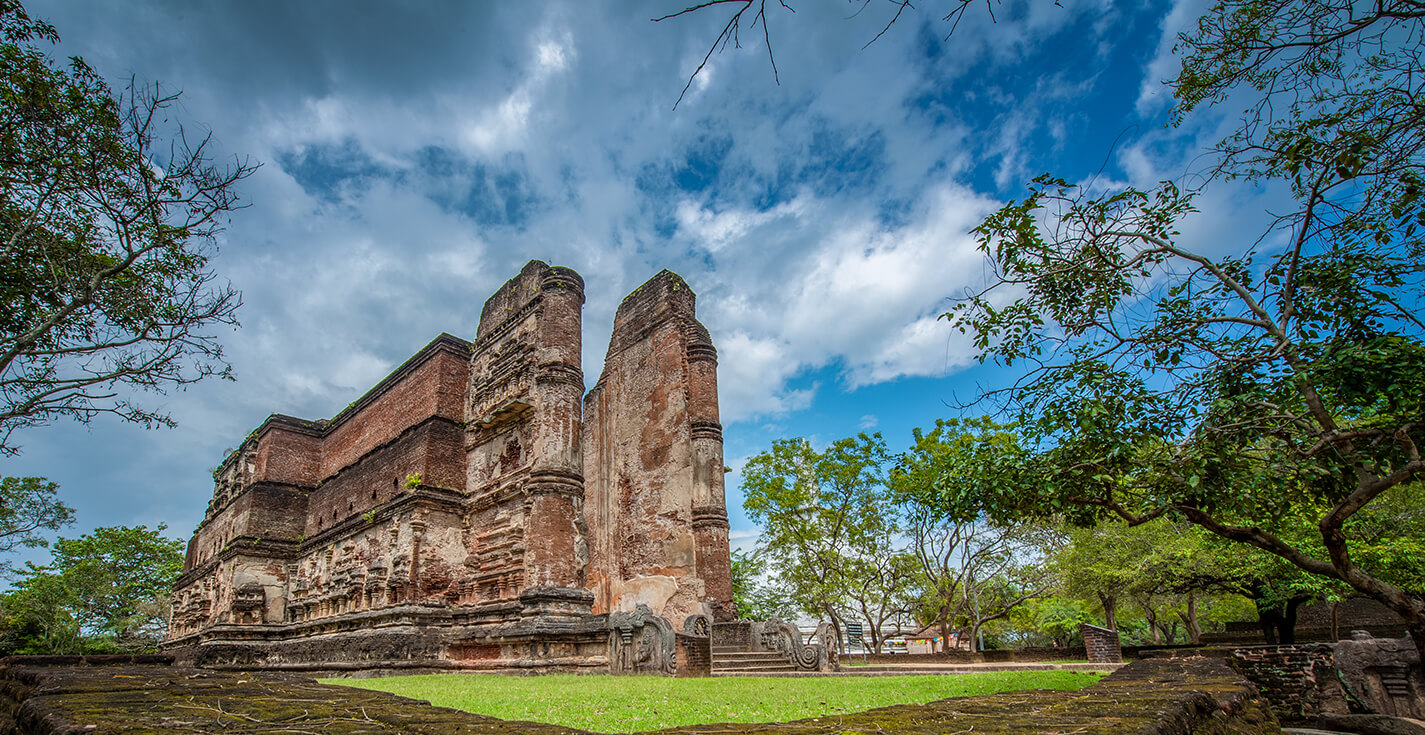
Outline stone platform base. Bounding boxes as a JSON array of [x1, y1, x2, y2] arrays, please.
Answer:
[[0, 655, 1280, 735], [165, 604, 612, 675]]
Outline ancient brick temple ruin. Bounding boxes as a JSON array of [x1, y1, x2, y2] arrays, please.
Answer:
[[164, 262, 792, 675]]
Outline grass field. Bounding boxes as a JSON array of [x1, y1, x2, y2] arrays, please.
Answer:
[[325, 670, 1105, 732]]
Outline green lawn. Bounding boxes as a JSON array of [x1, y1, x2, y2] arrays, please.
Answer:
[[324, 670, 1104, 733]]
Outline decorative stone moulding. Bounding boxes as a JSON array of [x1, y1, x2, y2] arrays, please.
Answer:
[[165, 262, 734, 676]]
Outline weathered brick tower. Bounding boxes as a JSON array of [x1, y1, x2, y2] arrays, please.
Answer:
[[166, 261, 734, 674]]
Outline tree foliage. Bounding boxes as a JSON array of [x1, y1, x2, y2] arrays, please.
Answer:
[[0, 0, 256, 455], [741, 433, 899, 648], [891, 418, 1059, 652], [945, 0, 1425, 660], [0, 524, 183, 653], [0, 475, 72, 560]]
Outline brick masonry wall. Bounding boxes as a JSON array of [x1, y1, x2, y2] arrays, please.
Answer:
[[1230, 644, 1346, 724], [305, 419, 463, 537], [1083, 624, 1124, 663], [676, 633, 712, 677], [319, 347, 469, 481]]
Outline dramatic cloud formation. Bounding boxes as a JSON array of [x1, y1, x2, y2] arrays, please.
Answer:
[[5, 0, 1266, 551]]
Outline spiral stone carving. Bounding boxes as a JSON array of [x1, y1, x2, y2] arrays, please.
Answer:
[[760, 617, 829, 672]]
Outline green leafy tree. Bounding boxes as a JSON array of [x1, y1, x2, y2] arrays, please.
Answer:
[[947, 0, 1425, 660], [0, 476, 72, 561], [843, 547, 919, 653], [729, 547, 796, 620], [891, 419, 1060, 652], [0, 0, 256, 455], [741, 433, 895, 648], [0, 524, 184, 653]]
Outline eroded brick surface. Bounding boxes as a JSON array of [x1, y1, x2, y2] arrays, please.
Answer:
[[167, 262, 731, 674], [583, 271, 732, 628]]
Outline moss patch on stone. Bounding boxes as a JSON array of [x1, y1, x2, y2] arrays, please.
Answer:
[[0, 657, 1280, 735]]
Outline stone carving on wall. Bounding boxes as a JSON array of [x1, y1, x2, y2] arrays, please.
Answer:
[[609, 604, 677, 675], [682, 613, 711, 638], [1334, 634, 1424, 718], [231, 583, 266, 625], [759, 617, 831, 672], [166, 262, 733, 677]]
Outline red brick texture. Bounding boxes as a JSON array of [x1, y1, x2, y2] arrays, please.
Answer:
[[168, 262, 733, 674]]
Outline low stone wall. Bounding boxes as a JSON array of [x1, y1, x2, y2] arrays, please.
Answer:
[[0, 654, 1279, 735], [839, 646, 1090, 665], [1083, 624, 1123, 663], [1228, 644, 1345, 723]]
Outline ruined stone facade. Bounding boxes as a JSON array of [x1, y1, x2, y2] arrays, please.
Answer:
[[166, 261, 732, 673]]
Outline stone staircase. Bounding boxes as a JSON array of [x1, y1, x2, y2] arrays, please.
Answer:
[[711, 646, 799, 675]]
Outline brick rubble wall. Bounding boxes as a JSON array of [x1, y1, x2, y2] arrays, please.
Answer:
[[1229, 644, 1347, 724]]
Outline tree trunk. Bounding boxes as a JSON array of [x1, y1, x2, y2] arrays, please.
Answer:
[[1280, 597, 1303, 644], [938, 615, 953, 653], [825, 607, 844, 657], [1178, 594, 1203, 645], [1255, 599, 1284, 644], [1143, 604, 1162, 644], [1098, 593, 1118, 631]]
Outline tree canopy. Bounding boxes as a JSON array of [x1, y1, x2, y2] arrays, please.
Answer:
[[943, 0, 1425, 659], [0, 0, 255, 456], [0, 524, 184, 654]]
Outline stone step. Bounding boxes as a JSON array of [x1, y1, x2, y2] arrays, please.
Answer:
[[713, 664, 798, 673], [711, 652, 787, 661]]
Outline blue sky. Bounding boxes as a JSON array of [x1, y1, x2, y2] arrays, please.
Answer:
[[4, 0, 1276, 558]]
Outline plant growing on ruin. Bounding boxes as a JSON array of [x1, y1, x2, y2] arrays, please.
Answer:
[[0, 0, 256, 456], [403, 473, 422, 489]]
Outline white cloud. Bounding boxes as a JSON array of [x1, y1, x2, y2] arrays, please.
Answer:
[[1136, 0, 1212, 117], [12, 0, 1243, 548]]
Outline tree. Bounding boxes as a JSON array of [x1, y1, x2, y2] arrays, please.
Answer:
[[891, 418, 1060, 652], [945, 0, 1425, 660], [0, 524, 184, 653], [842, 544, 918, 654], [729, 546, 797, 620], [741, 433, 895, 648], [0, 476, 72, 561], [0, 0, 256, 455]]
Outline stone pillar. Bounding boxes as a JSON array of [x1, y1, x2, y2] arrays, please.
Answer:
[[687, 335, 733, 621], [465, 261, 594, 620], [523, 266, 588, 605]]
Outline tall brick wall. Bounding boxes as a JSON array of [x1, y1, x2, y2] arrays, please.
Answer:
[[172, 335, 473, 635], [319, 348, 469, 481], [583, 270, 732, 627], [168, 261, 736, 675]]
